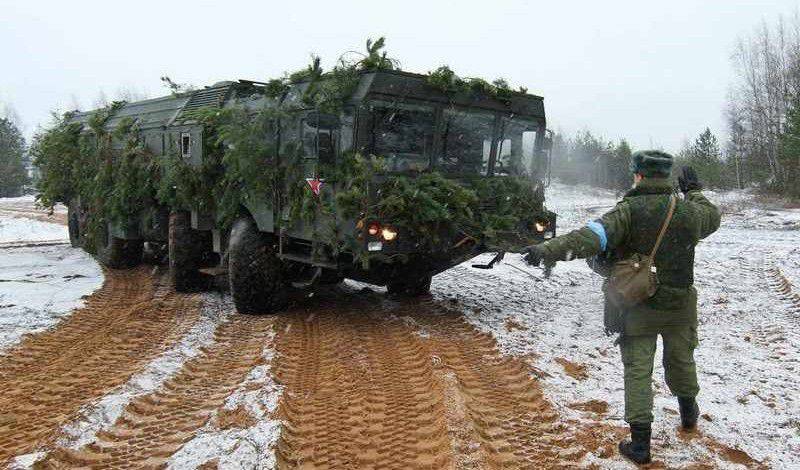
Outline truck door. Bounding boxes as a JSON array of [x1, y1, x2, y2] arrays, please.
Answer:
[[285, 112, 340, 243], [301, 112, 339, 173]]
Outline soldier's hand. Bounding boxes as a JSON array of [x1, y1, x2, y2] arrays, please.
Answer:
[[522, 245, 546, 267], [678, 166, 703, 194]]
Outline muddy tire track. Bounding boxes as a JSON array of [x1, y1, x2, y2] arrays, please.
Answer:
[[0, 267, 201, 463], [413, 305, 621, 468], [271, 290, 621, 469], [0, 207, 67, 226], [42, 314, 274, 469], [766, 266, 800, 312], [273, 305, 452, 469]]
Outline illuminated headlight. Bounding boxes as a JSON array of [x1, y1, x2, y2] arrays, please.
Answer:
[[368, 222, 381, 236], [381, 227, 398, 242]]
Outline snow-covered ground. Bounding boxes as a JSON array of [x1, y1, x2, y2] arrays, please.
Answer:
[[0, 246, 103, 351], [167, 304, 284, 470], [0, 217, 68, 245], [435, 180, 800, 468], [0, 197, 102, 352]]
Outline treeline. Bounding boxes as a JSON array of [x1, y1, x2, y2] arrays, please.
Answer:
[[554, 13, 800, 200], [726, 13, 800, 199], [549, 131, 632, 192], [550, 127, 734, 193], [0, 115, 30, 197]]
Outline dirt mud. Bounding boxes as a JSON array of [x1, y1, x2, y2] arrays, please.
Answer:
[[0, 267, 201, 465], [0, 200, 770, 468], [43, 314, 275, 468], [270, 289, 623, 469], [0, 199, 67, 226]]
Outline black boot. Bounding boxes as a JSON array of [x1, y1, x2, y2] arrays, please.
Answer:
[[619, 422, 652, 465], [678, 396, 699, 429]]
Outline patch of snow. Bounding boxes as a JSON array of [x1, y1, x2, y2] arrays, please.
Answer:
[[53, 294, 229, 451], [545, 180, 620, 233], [8, 451, 46, 469], [432, 181, 800, 468], [0, 216, 67, 244], [0, 195, 66, 212], [168, 320, 283, 470], [0, 244, 103, 352]]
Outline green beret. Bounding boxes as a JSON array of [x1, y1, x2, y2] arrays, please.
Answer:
[[630, 150, 673, 177]]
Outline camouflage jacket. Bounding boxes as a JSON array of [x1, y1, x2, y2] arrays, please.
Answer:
[[539, 178, 721, 335]]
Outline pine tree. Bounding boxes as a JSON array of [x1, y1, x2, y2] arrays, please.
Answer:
[[778, 97, 800, 198], [0, 118, 29, 197], [688, 128, 726, 188], [612, 139, 633, 191]]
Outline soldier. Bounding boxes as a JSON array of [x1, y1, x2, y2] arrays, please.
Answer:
[[523, 150, 721, 464]]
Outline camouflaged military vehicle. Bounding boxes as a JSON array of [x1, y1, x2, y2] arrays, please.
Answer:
[[65, 70, 556, 313]]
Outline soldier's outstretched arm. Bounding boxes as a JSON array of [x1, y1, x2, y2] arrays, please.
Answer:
[[685, 190, 721, 239], [533, 201, 632, 264]]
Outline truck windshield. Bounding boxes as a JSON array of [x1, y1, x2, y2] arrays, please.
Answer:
[[494, 115, 540, 176], [370, 103, 434, 172], [440, 109, 495, 175]]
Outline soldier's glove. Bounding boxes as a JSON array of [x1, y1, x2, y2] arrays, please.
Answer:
[[678, 166, 703, 194], [522, 244, 547, 267]]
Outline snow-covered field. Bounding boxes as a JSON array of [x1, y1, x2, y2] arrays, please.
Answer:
[[0, 201, 102, 352], [0, 217, 68, 245], [435, 181, 800, 468]]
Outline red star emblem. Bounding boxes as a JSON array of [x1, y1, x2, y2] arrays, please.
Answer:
[[306, 177, 325, 196]]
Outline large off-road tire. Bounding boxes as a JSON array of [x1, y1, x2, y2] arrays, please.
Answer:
[[319, 269, 344, 285], [96, 222, 143, 269], [387, 274, 432, 298], [228, 217, 286, 314], [67, 203, 81, 248], [169, 211, 212, 292]]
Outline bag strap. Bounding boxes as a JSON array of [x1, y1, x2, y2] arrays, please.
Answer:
[[649, 194, 676, 259]]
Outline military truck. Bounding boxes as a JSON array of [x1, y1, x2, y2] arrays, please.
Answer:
[[65, 70, 556, 313]]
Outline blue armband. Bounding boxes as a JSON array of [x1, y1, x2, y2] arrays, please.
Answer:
[[586, 220, 607, 252]]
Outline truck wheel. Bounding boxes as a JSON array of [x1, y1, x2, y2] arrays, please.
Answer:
[[96, 222, 143, 269], [387, 275, 432, 297], [228, 217, 286, 314], [169, 211, 212, 292], [319, 269, 344, 285], [67, 202, 81, 248]]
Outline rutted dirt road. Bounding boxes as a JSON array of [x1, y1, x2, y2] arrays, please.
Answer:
[[271, 292, 622, 469], [0, 265, 622, 469], [0, 268, 201, 465]]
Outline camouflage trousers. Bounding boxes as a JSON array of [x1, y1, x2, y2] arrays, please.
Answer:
[[619, 326, 699, 424]]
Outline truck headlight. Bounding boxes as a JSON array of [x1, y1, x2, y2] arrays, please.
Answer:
[[368, 222, 381, 236], [381, 226, 398, 242]]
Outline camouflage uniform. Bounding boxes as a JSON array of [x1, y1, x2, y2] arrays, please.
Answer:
[[536, 177, 720, 424]]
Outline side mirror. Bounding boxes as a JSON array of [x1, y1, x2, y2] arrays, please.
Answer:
[[542, 135, 553, 151]]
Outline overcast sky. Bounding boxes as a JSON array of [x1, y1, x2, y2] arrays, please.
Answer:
[[1, 0, 797, 151]]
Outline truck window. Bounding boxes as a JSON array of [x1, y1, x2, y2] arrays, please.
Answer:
[[440, 109, 495, 175], [181, 133, 191, 159], [370, 105, 434, 172], [302, 113, 338, 166], [494, 116, 540, 176]]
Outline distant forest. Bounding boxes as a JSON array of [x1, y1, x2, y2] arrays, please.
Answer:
[[549, 127, 728, 194], [553, 13, 800, 200]]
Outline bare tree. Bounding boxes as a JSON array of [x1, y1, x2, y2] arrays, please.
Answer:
[[114, 86, 149, 102], [92, 90, 109, 109], [728, 15, 800, 190]]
